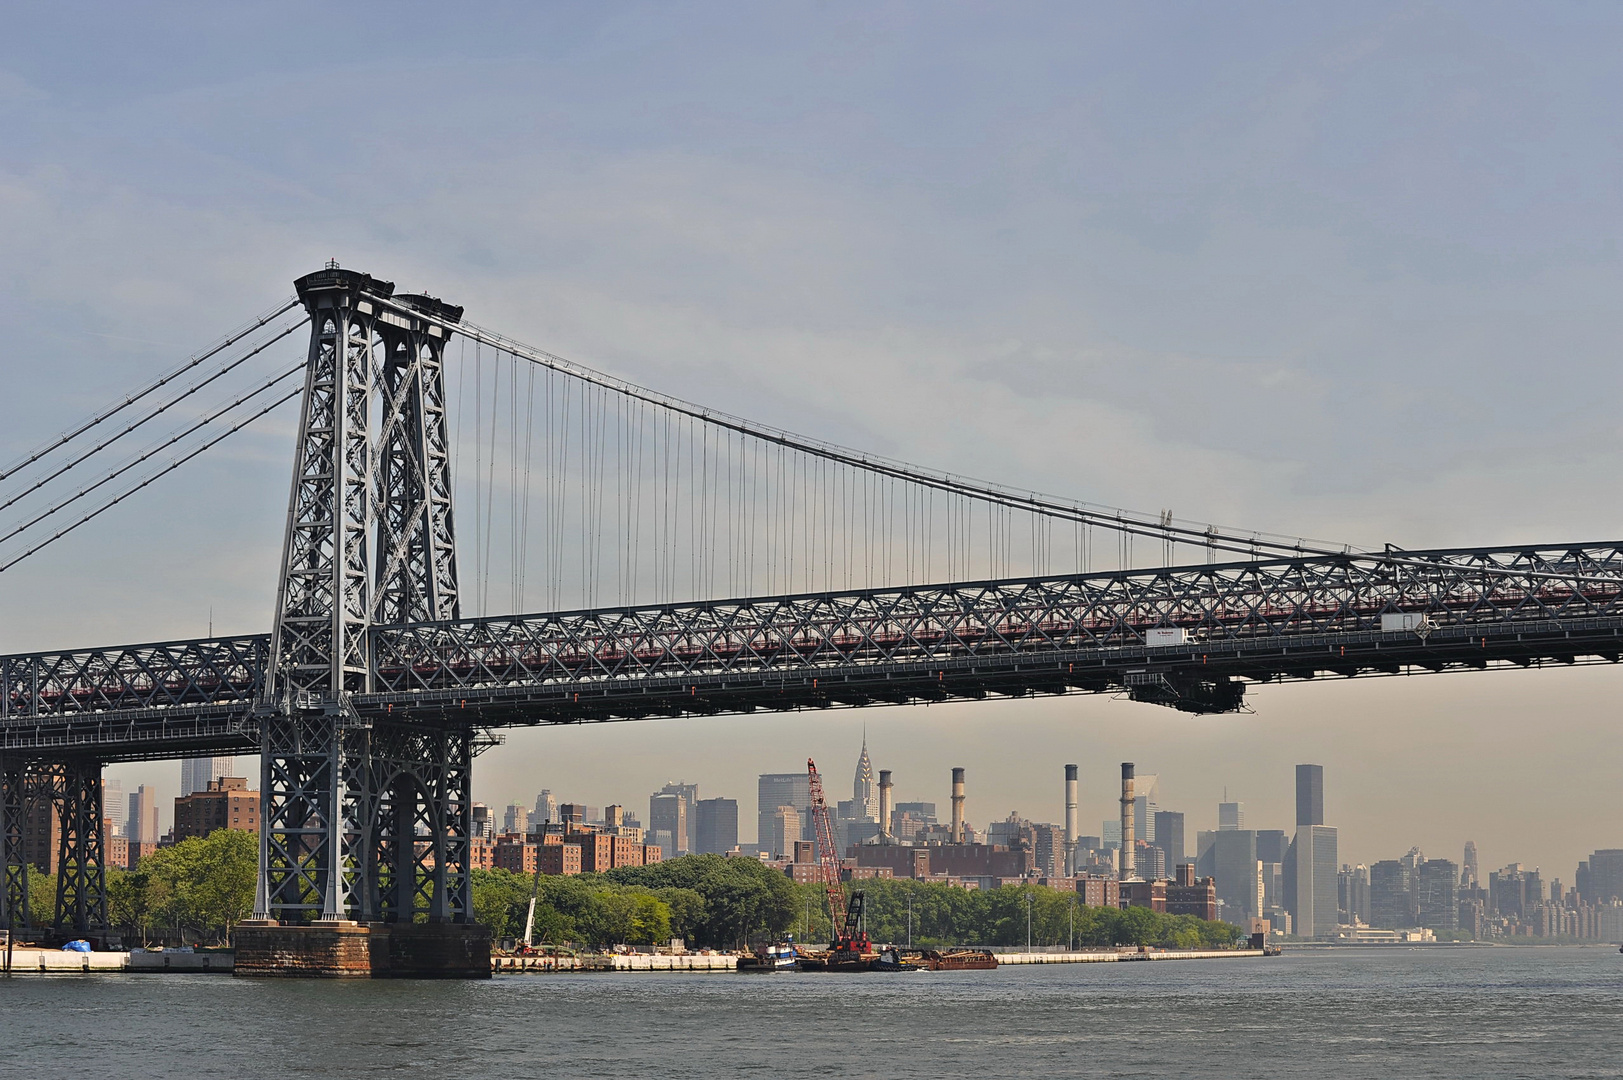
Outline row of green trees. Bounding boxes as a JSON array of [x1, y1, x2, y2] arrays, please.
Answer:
[[476, 855, 1243, 951], [27, 838, 1243, 951]]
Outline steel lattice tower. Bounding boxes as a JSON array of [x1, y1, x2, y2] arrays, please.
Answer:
[[257, 266, 473, 926]]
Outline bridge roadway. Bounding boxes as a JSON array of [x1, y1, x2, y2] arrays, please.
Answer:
[[4, 542, 1622, 761]]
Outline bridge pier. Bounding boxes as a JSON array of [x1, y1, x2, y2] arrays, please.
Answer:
[[0, 756, 109, 942]]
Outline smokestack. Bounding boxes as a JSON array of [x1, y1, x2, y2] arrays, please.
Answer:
[[878, 770, 894, 839], [950, 767, 966, 843], [1119, 762, 1136, 881], [1064, 764, 1080, 875]]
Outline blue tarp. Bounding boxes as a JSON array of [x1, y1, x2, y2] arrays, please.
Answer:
[[61, 939, 91, 952]]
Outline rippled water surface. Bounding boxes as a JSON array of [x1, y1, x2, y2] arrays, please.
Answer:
[[4, 946, 1621, 1078]]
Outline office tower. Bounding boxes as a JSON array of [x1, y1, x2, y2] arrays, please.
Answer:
[[534, 789, 557, 825], [1211, 829, 1260, 921], [1154, 811, 1185, 873], [771, 805, 802, 858], [1295, 764, 1324, 826], [695, 798, 739, 855], [128, 785, 159, 845], [103, 779, 126, 838], [1288, 765, 1337, 939], [757, 772, 811, 850], [503, 804, 529, 835], [1339, 864, 1370, 924], [649, 792, 689, 858], [1576, 849, 1623, 905], [1290, 825, 1338, 938], [1416, 859, 1459, 931], [1489, 864, 1541, 918], [1132, 773, 1159, 845], [653, 782, 698, 853], [180, 756, 236, 798], [1461, 840, 1479, 888], [1218, 801, 1245, 831], [852, 736, 878, 821], [1369, 860, 1415, 927]]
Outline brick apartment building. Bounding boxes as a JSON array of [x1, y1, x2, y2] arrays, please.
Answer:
[[173, 777, 259, 841]]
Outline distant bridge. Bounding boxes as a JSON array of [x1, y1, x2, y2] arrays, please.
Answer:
[[3, 265, 1616, 939]]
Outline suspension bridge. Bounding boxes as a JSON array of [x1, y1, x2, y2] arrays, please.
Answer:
[[3, 264, 1620, 965]]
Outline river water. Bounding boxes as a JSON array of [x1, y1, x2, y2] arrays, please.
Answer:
[[2, 946, 1620, 1078]]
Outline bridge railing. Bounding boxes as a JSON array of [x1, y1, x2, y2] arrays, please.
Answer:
[[0, 635, 269, 719]]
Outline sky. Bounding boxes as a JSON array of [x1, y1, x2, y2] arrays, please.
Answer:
[[2, 2, 1620, 877]]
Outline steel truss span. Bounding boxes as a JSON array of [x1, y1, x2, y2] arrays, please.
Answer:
[[5, 541, 1621, 760]]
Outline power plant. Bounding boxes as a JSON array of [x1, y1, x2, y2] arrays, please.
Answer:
[[950, 767, 966, 842], [1064, 764, 1079, 875]]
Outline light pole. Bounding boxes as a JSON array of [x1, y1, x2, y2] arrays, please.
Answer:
[[1069, 894, 1076, 952], [1026, 891, 1034, 952], [907, 886, 914, 947]]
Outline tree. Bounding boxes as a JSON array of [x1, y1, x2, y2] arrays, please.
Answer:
[[138, 828, 257, 943]]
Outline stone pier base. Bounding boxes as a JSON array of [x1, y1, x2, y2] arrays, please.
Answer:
[[233, 920, 490, 979]]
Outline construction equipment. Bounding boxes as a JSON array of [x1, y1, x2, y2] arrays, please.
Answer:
[[807, 758, 870, 957]]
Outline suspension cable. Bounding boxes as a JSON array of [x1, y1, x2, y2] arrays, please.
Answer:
[[0, 364, 305, 550], [0, 317, 308, 516], [0, 297, 301, 484], [0, 385, 302, 574]]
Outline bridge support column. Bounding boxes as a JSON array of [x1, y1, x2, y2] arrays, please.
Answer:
[[0, 758, 29, 932], [51, 758, 108, 940]]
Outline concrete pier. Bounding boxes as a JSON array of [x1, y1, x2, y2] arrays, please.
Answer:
[[233, 921, 491, 979]]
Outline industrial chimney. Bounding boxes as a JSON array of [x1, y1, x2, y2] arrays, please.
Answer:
[[1064, 764, 1079, 874], [950, 767, 966, 843], [1119, 762, 1136, 881], [878, 769, 894, 840]]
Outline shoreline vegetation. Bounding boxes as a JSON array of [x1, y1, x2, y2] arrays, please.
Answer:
[[21, 840, 1243, 952]]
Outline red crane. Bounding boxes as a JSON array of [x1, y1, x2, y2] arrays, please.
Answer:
[[807, 757, 868, 954]]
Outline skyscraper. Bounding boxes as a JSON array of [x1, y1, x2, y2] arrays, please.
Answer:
[[1132, 774, 1160, 844], [128, 785, 159, 845], [1288, 764, 1338, 938], [757, 772, 810, 853], [180, 756, 235, 798], [1211, 829, 1260, 922], [1153, 810, 1185, 872], [534, 789, 557, 825], [103, 778, 126, 838], [695, 798, 739, 854], [1461, 841, 1479, 889], [650, 792, 689, 858], [852, 735, 878, 822], [1218, 801, 1245, 831], [1295, 764, 1324, 826], [652, 781, 699, 853]]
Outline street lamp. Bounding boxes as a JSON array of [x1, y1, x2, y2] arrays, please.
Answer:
[[1026, 891, 1034, 952], [907, 885, 913, 947]]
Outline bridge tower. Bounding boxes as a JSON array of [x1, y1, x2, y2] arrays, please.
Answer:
[[254, 265, 476, 937]]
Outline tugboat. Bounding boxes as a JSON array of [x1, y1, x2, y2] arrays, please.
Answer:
[[738, 942, 798, 972]]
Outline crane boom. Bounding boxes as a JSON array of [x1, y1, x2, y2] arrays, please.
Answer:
[[806, 758, 848, 937]]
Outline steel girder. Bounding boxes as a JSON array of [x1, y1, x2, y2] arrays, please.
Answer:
[[0, 635, 267, 719], [366, 543, 1623, 716]]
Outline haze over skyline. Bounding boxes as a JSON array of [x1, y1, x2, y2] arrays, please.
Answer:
[[2, 3, 1619, 875]]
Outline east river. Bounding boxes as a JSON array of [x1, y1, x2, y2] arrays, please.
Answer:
[[3, 945, 1620, 1078]]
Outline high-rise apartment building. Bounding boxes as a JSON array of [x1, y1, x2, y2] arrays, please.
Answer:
[[695, 798, 739, 855], [758, 772, 810, 852], [173, 777, 259, 841]]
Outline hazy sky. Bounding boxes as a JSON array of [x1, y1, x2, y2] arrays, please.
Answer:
[[2, 3, 1620, 876]]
